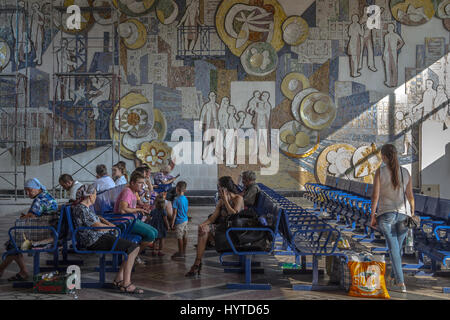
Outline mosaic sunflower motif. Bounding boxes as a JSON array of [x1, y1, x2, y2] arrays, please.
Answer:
[[136, 141, 172, 170], [114, 106, 149, 133], [326, 147, 353, 176]]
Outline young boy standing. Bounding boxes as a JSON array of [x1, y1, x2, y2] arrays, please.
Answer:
[[171, 181, 189, 260]]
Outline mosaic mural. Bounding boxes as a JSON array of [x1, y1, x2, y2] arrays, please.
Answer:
[[0, 0, 449, 191]]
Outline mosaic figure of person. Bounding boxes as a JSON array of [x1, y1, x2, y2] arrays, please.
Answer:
[[347, 15, 364, 78], [383, 24, 404, 88]]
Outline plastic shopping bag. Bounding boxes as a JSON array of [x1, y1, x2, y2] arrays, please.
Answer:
[[347, 253, 390, 299]]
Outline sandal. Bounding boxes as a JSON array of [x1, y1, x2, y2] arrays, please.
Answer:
[[8, 273, 29, 282], [113, 279, 123, 289], [120, 283, 144, 294]]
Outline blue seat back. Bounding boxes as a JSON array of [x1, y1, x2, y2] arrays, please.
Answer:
[[94, 190, 113, 215], [278, 209, 293, 244], [436, 198, 450, 222], [365, 184, 374, 198], [414, 194, 427, 215], [325, 175, 337, 188], [423, 196, 439, 218], [337, 178, 350, 191], [349, 181, 366, 197], [254, 191, 265, 214]]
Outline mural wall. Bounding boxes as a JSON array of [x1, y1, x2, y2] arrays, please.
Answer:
[[0, 0, 449, 197]]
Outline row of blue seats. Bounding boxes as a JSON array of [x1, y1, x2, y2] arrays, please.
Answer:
[[4, 182, 166, 288], [257, 183, 348, 291], [5, 203, 135, 288], [304, 176, 450, 274]]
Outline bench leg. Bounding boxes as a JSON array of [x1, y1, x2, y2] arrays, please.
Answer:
[[226, 255, 271, 290], [292, 256, 341, 291]]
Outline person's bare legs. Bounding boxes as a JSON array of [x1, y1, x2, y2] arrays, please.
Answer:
[[120, 247, 143, 293], [194, 229, 210, 264], [0, 255, 14, 277], [14, 255, 28, 278], [182, 235, 187, 255], [0, 255, 28, 278], [139, 241, 153, 253], [165, 201, 173, 221], [177, 239, 184, 255]]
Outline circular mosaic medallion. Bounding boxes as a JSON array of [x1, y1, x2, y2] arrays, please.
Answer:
[[281, 72, 310, 101], [436, 0, 450, 18], [241, 42, 278, 77], [291, 88, 318, 123], [282, 16, 309, 46], [0, 39, 11, 72], [300, 92, 337, 130], [279, 120, 319, 158]]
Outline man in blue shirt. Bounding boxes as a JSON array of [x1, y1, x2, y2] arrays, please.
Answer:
[[171, 181, 189, 260]]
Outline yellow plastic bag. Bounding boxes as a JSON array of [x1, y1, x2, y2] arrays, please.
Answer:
[[348, 258, 390, 299]]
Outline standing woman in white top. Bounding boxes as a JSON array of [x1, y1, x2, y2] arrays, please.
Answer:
[[370, 144, 415, 293]]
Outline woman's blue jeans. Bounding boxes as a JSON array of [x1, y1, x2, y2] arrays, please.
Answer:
[[376, 212, 408, 284]]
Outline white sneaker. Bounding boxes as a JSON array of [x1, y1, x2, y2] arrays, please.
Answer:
[[390, 283, 407, 293]]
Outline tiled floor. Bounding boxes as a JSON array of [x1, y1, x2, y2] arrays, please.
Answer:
[[0, 199, 449, 300]]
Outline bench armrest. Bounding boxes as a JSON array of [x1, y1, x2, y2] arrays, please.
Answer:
[[433, 226, 450, 241], [72, 226, 127, 260], [7, 226, 58, 254]]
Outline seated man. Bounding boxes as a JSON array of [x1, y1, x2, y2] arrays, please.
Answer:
[[59, 174, 83, 202], [240, 171, 260, 208], [93, 164, 116, 193], [0, 178, 58, 282]]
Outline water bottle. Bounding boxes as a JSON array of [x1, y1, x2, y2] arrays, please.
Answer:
[[405, 229, 414, 254], [258, 216, 268, 226]]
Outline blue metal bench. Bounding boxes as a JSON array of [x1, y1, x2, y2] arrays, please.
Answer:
[[258, 184, 348, 291], [414, 197, 450, 278], [3, 213, 60, 289], [219, 191, 282, 290], [63, 204, 129, 288]]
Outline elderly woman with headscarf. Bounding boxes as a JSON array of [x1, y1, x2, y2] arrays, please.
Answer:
[[71, 184, 144, 294], [0, 178, 58, 282]]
